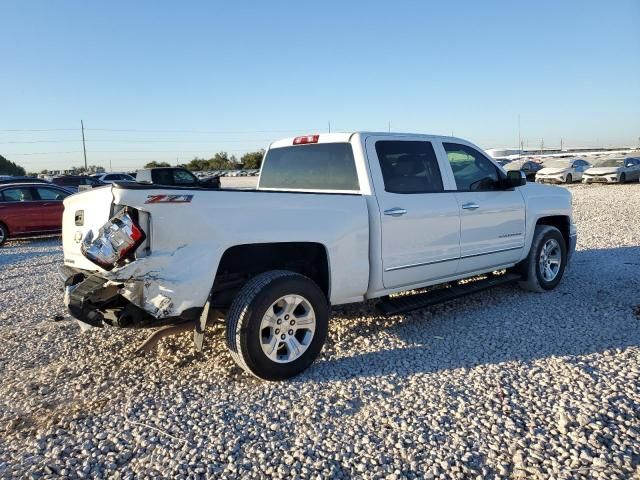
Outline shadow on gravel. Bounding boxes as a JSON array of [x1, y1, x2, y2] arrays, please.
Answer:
[[0, 238, 62, 266], [311, 246, 640, 381]]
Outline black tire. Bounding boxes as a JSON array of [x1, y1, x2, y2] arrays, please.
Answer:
[[620, 173, 626, 183], [226, 270, 329, 381], [518, 225, 567, 293], [0, 223, 8, 247], [565, 173, 573, 184]]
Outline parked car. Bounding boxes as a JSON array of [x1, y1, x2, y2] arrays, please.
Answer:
[[503, 160, 544, 181], [582, 157, 640, 184], [0, 183, 72, 246], [93, 172, 136, 184], [0, 176, 52, 185], [61, 132, 575, 380], [136, 167, 220, 188], [535, 158, 591, 184], [52, 175, 106, 192]]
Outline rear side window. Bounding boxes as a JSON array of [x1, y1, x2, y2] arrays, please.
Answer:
[[36, 187, 68, 200], [152, 170, 174, 185], [375, 141, 443, 193], [260, 143, 359, 191]]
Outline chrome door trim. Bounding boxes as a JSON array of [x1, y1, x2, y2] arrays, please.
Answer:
[[384, 245, 523, 272]]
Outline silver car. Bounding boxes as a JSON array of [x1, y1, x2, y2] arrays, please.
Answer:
[[535, 158, 591, 184], [582, 157, 640, 184]]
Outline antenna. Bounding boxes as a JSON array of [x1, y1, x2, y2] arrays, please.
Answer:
[[388, 121, 391, 132], [328, 121, 331, 133]]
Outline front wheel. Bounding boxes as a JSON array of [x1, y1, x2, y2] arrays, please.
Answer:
[[619, 173, 626, 183], [565, 173, 573, 184], [518, 225, 567, 293], [226, 270, 329, 380]]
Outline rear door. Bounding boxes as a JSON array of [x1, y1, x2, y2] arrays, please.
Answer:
[[33, 186, 69, 230], [365, 136, 460, 289], [439, 142, 525, 274]]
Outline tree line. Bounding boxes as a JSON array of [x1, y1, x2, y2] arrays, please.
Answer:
[[0, 155, 26, 176], [144, 150, 265, 171]]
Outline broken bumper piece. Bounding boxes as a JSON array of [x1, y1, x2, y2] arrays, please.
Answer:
[[61, 267, 201, 329]]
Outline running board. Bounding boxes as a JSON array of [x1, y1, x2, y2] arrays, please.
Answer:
[[376, 273, 521, 316]]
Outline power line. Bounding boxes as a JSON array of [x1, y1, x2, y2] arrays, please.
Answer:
[[0, 127, 325, 134], [0, 138, 277, 144]]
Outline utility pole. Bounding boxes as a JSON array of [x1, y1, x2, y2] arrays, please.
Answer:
[[328, 121, 331, 133], [388, 121, 391, 132], [81, 120, 87, 171], [560, 138, 563, 151], [517, 114, 521, 159]]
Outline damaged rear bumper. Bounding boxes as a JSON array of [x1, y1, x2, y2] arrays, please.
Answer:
[[60, 265, 201, 328]]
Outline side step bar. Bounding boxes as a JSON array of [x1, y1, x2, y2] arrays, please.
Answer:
[[376, 272, 521, 316]]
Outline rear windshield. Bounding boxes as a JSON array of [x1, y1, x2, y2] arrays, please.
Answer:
[[259, 143, 359, 191]]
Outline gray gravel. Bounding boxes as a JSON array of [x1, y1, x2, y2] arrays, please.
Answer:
[[1, 183, 639, 479]]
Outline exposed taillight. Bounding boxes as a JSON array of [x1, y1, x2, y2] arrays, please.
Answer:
[[293, 134, 319, 145], [81, 209, 146, 271]]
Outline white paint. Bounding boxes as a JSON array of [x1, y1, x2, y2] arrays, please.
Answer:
[[61, 132, 574, 321]]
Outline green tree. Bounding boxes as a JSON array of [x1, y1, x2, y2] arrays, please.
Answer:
[[241, 149, 265, 169], [0, 155, 26, 176], [144, 161, 171, 168], [185, 157, 209, 171]]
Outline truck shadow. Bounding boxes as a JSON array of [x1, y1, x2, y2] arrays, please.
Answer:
[[308, 246, 640, 382]]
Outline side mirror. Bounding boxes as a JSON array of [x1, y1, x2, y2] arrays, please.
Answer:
[[506, 170, 527, 187]]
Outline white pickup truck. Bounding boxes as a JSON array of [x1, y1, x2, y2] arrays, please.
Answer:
[[61, 132, 576, 380]]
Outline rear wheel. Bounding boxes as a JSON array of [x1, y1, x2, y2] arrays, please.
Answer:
[[518, 225, 567, 292], [0, 223, 8, 247], [226, 270, 329, 380], [565, 173, 573, 184]]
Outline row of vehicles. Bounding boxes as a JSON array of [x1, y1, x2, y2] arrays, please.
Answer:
[[502, 156, 640, 184], [0, 167, 218, 246]]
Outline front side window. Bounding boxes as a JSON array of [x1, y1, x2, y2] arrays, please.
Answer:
[[173, 170, 198, 185], [443, 143, 501, 191], [260, 143, 359, 191], [36, 187, 69, 201], [375, 141, 443, 193], [1, 187, 34, 201]]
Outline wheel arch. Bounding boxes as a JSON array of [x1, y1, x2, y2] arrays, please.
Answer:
[[211, 242, 331, 309], [535, 215, 570, 252]]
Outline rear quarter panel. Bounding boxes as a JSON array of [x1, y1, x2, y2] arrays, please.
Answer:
[[105, 188, 370, 317]]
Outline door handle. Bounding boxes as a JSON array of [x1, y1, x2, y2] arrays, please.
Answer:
[[384, 207, 407, 217], [461, 202, 480, 210]]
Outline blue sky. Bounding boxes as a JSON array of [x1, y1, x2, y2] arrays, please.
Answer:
[[1, 0, 638, 171]]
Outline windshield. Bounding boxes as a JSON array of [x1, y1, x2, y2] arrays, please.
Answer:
[[543, 159, 572, 168], [592, 158, 623, 168]]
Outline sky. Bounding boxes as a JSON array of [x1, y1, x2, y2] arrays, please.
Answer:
[[1, 0, 639, 172]]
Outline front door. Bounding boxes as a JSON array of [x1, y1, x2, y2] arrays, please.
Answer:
[[365, 137, 461, 289], [440, 142, 526, 274]]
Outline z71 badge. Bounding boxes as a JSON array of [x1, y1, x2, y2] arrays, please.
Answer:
[[145, 194, 194, 204]]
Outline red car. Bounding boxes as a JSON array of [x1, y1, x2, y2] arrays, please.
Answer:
[[0, 182, 72, 246]]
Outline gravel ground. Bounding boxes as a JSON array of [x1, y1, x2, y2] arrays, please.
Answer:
[[1, 183, 639, 479]]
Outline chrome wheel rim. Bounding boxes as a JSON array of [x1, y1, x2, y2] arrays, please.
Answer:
[[259, 294, 316, 364], [539, 239, 562, 282], [0, 227, 5, 243]]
